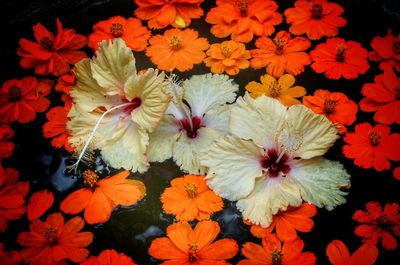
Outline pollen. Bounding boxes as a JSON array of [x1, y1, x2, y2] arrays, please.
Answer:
[[324, 99, 338, 114], [274, 37, 286, 55], [83, 170, 99, 187], [269, 81, 282, 98], [184, 183, 197, 198], [221, 45, 231, 57], [110, 23, 124, 37], [42, 226, 58, 245], [188, 242, 199, 262], [169, 35, 183, 50], [272, 249, 283, 265]]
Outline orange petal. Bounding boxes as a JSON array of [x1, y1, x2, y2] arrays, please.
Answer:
[[326, 240, 350, 265], [27, 189, 54, 221]]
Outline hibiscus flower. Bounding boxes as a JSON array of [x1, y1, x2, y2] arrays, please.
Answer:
[[146, 28, 209, 72], [149, 221, 238, 264], [343, 123, 400, 171], [246, 74, 306, 106], [206, 0, 282, 43], [284, 0, 347, 40], [17, 212, 93, 264], [310, 38, 370, 80], [0, 243, 20, 265], [369, 30, 400, 72], [147, 74, 238, 174], [17, 19, 87, 76], [250, 31, 311, 77], [0, 125, 14, 159], [303, 89, 358, 134], [202, 94, 350, 227], [326, 240, 378, 265], [352, 201, 400, 250], [359, 69, 400, 125], [81, 249, 137, 265], [55, 68, 75, 94]]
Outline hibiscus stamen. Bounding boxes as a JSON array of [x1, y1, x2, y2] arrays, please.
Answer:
[[110, 23, 124, 37], [40, 37, 54, 52], [336, 45, 347, 63], [169, 35, 183, 50], [184, 183, 197, 198], [311, 4, 323, 19], [368, 130, 381, 146], [188, 243, 199, 262], [324, 99, 338, 114], [123, 97, 142, 114], [236, 0, 249, 17], [269, 81, 282, 98], [83, 170, 99, 188], [8, 86, 22, 101], [272, 249, 283, 265], [274, 37, 286, 55], [221, 45, 231, 57], [42, 226, 58, 245], [392, 39, 400, 55]]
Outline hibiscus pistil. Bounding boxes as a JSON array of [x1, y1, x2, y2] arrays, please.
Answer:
[[184, 183, 197, 198], [83, 170, 99, 188], [237, 0, 249, 17], [8, 86, 22, 101], [311, 4, 323, 19], [169, 35, 183, 50], [42, 226, 58, 245], [368, 130, 381, 146], [40, 37, 54, 52], [180, 116, 203, 138], [324, 99, 338, 114], [110, 23, 124, 37], [272, 249, 283, 265], [336, 45, 347, 62]]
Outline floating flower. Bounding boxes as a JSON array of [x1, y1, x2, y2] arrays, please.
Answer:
[[134, 0, 203, 29], [17, 19, 87, 76], [284, 0, 347, 40], [303, 89, 358, 134], [237, 234, 316, 265], [369, 30, 400, 72], [203, 94, 350, 227], [60, 170, 145, 224], [310, 38, 369, 80], [27, 189, 54, 221], [343, 123, 400, 171], [55, 67, 76, 94], [88, 16, 150, 51], [0, 77, 51, 124], [17, 212, 93, 264], [352, 201, 400, 250], [206, 0, 282, 43], [161, 175, 223, 221], [204, 40, 251, 75], [359, 69, 400, 125], [246, 74, 306, 106], [250, 31, 311, 77], [81, 249, 137, 265], [148, 74, 238, 174], [0, 243, 20, 265], [0, 125, 14, 159], [326, 240, 378, 265], [146, 28, 209, 72], [149, 220, 238, 264]]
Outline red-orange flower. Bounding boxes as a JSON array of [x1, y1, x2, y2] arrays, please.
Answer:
[[284, 0, 347, 40], [27, 189, 54, 221], [326, 240, 378, 265], [206, 0, 282, 43], [81, 249, 137, 265], [303, 89, 358, 134], [237, 234, 316, 265], [250, 31, 311, 77], [55, 68, 76, 94], [359, 69, 400, 125], [310, 38, 370, 80], [149, 220, 238, 265], [0, 77, 51, 124], [135, 0, 204, 29], [352, 201, 400, 250], [369, 30, 400, 72], [0, 125, 14, 159], [43, 103, 73, 152], [88, 16, 150, 51], [17, 212, 93, 264], [343, 123, 400, 171], [17, 19, 87, 76], [0, 243, 20, 265]]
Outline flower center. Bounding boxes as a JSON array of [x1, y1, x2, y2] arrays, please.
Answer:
[[368, 130, 381, 146], [40, 37, 54, 52], [221, 45, 232, 57], [8, 86, 22, 101], [180, 116, 203, 139], [169, 35, 183, 50], [392, 39, 400, 55], [376, 214, 392, 230], [324, 99, 338, 114], [110, 23, 124, 37], [272, 249, 283, 265], [83, 170, 99, 188], [42, 226, 58, 246], [123, 97, 142, 114], [274, 37, 286, 55], [184, 183, 197, 198], [188, 243, 199, 263], [237, 0, 249, 17], [336, 45, 347, 63], [260, 149, 291, 178], [269, 81, 282, 98], [311, 4, 323, 19]]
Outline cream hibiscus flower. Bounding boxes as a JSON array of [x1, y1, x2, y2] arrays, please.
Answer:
[[202, 94, 351, 227], [147, 74, 238, 174], [67, 38, 171, 173]]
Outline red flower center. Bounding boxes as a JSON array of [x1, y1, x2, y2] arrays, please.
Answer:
[[274, 37, 286, 55], [8, 86, 22, 101], [392, 39, 400, 55], [260, 149, 291, 178], [368, 130, 381, 146], [40, 37, 54, 52], [311, 4, 323, 19], [188, 243, 199, 263], [169, 35, 183, 50], [123, 97, 142, 114], [324, 99, 338, 114], [272, 249, 283, 265], [42, 226, 58, 246], [110, 23, 124, 37], [237, 0, 249, 17], [180, 116, 203, 139], [336, 45, 347, 63]]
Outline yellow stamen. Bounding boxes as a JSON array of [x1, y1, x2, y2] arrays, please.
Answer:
[[110, 23, 124, 37], [269, 81, 282, 98], [184, 183, 197, 198], [272, 249, 283, 265], [169, 35, 182, 50], [83, 170, 99, 187], [274, 37, 286, 55], [221, 45, 231, 57]]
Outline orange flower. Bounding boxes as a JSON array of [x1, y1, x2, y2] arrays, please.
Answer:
[[149, 221, 238, 264], [303, 89, 358, 134], [206, 0, 282, 43], [27, 190, 54, 221], [134, 0, 203, 29], [0, 243, 20, 265], [284, 0, 346, 40], [369, 30, 400, 72], [310, 38, 369, 80], [60, 170, 145, 224], [17, 19, 87, 76], [237, 234, 316, 265], [81, 249, 137, 265], [0, 77, 51, 124], [55, 67, 76, 94], [146, 28, 209, 72], [88, 16, 150, 51], [204, 40, 251, 75], [161, 175, 223, 221], [352, 201, 400, 250], [250, 31, 311, 77], [326, 240, 378, 265], [0, 167, 29, 232], [43, 103, 73, 152], [245, 203, 317, 242], [17, 212, 93, 264], [0, 125, 14, 159], [246, 74, 306, 106], [343, 123, 400, 171], [359, 69, 400, 125]]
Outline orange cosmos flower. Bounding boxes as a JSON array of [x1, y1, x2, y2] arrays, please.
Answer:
[[134, 0, 203, 29], [0, 243, 20, 265], [17, 212, 93, 264], [369, 30, 400, 72], [250, 31, 311, 77], [27, 189, 54, 221], [310, 38, 370, 80], [161, 175, 223, 221], [204, 40, 251, 75], [88, 16, 150, 51], [246, 74, 306, 106], [352, 201, 400, 250], [60, 170, 145, 224], [326, 240, 378, 265], [206, 0, 282, 43], [81, 249, 137, 265], [284, 0, 347, 40], [359, 69, 400, 125], [55, 67, 76, 94], [238, 234, 316, 265], [0, 125, 14, 159], [303, 89, 358, 134], [146, 28, 209, 72], [343, 123, 400, 171], [17, 19, 87, 76], [149, 221, 238, 265]]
